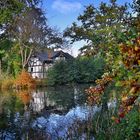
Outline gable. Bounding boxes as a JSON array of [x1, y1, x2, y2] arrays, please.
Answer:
[[32, 51, 73, 63], [52, 51, 73, 60]]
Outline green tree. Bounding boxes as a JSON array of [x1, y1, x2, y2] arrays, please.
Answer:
[[10, 7, 63, 69], [64, 0, 129, 69], [64, 1, 139, 138], [47, 57, 105, 85], [0, 0, 65, 72], [0, 0, 41, 74], [0, 0, 41, 23]]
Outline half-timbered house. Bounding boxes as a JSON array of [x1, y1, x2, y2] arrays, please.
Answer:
[[28, 50, 73, 78]]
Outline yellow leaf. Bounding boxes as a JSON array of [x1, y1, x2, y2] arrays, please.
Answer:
[[122, 96, 127, 101]]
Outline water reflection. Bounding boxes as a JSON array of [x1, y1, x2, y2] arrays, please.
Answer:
[[0, 84, 91, 139], [32, 105, 100, 139], [28, 85, 88, 114]]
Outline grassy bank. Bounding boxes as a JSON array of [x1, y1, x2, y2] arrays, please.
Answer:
[[0, 73, 15, 90], [0, 70, 36, 90], [55, 104, 139, 140]]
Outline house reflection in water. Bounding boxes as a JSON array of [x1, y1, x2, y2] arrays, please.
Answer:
[[0, 84, 89, 140], [29, 85, 87, 113], [30, 90, 54, 112]]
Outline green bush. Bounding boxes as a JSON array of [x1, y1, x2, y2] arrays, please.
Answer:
[[114, 107, 140, 140], [47, 56, 105, 85], [91, 106, 139, 140]]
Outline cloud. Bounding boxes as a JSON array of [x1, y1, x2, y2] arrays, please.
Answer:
[[52, 0, 82, 14]]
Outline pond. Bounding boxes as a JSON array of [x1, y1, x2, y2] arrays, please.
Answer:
[[0, 84, 101, 140]]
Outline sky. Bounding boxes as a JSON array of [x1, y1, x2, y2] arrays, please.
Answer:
[[42, 0, 133, 56]]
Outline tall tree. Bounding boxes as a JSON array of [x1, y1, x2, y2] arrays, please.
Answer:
[[64, 0, 129, 58], [0, 0, 41, 29], [0, 0, 65, 71], [9, 7, 63, 69], [0, 0, 41, 73]]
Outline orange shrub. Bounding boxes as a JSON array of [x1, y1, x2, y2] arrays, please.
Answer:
[[15, 70, 36, 89], [16, 90, 32, 105]]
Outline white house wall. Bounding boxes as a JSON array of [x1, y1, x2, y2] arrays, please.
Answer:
[[28, 57, 44, 78], [30, 91, 56, 112], [28, 54, 69, 79]]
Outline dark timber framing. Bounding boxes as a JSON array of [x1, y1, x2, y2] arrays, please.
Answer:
[[28, 50, 73, 79]]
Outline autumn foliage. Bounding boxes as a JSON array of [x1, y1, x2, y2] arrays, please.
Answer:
[[85, 73, 112, 105], [16, 90, 32, 105], [113, 36, 140, 123], [1, 79, 14, 90], [86, 35, 140, 124], [120, 36, 140, 69], [15, 70, 36, 89]]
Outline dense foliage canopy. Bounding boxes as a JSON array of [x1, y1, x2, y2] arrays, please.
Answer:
[[64, 0, 140, 139], [0, 0, 139, 139], [47, 56, 105, 85], [0, 0, 65, 75]]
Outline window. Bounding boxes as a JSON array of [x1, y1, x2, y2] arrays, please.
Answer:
[[55, 56, 65, 61], [31, 67, 33, 72]]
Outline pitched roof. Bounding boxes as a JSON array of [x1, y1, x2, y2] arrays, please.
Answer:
[[51, 51, 74, 59], [36, 52, 49, 62], [34, 51, 73, 62]]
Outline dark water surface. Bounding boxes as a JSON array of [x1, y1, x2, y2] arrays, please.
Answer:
[[0, 84, 98, 140]]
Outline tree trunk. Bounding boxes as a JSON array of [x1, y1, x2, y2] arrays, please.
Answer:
[[0, 58, 2, 75]]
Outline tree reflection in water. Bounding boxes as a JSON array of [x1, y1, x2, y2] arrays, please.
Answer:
[[0, 84, 90, 139]]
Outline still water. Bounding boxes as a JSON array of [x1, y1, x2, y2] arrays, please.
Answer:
[[0, 84, 99, 140]]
